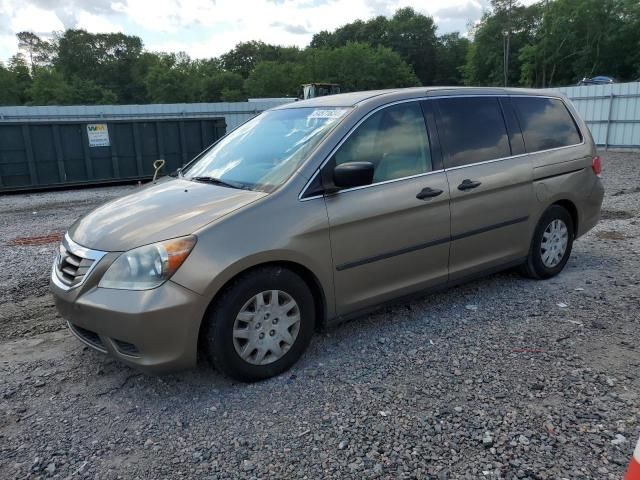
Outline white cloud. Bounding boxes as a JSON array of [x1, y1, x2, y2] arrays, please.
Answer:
[[74, 10, 123, 34], [10, 4, 63, 34]]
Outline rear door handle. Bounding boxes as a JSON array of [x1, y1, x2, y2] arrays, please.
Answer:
[[458, 179, 482, 191], [416, 187, 444, 200]]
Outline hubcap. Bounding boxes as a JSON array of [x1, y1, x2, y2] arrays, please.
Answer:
[[232, 290, 301, 365], [540, 219, 569, 268]]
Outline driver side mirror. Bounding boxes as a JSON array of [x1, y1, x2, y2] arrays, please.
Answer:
[[333, 162, 374, 189]]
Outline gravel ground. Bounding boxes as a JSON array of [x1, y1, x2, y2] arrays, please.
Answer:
[[1, 152, 639, 479]]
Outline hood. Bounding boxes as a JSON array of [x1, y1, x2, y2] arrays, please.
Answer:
[[69, 178, 267, 251]]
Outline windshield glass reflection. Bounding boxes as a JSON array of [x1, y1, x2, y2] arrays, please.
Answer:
[[184, 107, 350, 192]]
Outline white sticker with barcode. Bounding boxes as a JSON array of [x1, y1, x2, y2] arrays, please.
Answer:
[[308, 109, 347, 120]]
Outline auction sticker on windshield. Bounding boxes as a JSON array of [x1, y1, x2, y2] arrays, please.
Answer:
[[308, 109, 347, 120]]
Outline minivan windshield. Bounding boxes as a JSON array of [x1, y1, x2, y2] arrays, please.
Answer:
[[183, 107, 350, 192]]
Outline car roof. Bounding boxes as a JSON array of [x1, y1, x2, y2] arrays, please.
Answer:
[[272, 86, 563, 110]]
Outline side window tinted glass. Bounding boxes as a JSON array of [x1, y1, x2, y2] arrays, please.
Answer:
[[513, 97, 582, 152], [437, 97, 510, 168], [334, 102, 432, 183]]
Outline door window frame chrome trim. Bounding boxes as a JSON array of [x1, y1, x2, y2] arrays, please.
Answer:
[[51, 233, 107, 291], [298, 93, 586, 201]]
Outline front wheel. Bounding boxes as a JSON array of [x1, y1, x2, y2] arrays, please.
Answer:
[[521, 205, 574, 279], [203, 266, 315, 382]]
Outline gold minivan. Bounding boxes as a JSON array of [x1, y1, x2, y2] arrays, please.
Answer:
[[51, 87, 604, 381]]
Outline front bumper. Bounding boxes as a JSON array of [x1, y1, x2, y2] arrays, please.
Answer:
[[51, 268, 208, 374]]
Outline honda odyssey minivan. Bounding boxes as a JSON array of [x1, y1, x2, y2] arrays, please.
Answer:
[[51, 87, 604, 381]]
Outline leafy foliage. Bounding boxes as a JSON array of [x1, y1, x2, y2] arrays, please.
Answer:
[[0, 1, 638, 106], [468, 0, 640, 87], [0, 64, 21, 105], [309, 8, 438, 85]]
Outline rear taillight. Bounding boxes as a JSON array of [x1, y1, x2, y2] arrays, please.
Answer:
[[592, 156, 602, 177]]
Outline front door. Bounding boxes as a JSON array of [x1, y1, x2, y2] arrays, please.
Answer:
[[323, 101, 451, 315]]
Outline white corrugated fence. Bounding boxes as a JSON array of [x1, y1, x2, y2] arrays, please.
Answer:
[[550, 82, 640, 149]]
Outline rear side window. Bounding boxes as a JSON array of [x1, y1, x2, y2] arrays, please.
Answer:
[[436, 97, 511, 168], [512, 97, 582, 152]]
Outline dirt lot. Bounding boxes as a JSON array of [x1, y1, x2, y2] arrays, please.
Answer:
[[1, 151, 639, 479]]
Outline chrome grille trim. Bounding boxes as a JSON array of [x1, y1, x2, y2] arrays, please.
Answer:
[[51, 234, 106, 291]]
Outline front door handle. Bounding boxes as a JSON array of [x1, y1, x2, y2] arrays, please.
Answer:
[[458, 179, 482, 191], [416, 187, 444, 200]]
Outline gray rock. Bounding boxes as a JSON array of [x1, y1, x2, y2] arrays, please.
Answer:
[[44, 463, 55, 475], [1, 152, 637, 479]]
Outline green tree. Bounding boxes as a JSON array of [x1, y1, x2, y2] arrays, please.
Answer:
[[310, 16, 389, 49], [7, 54, 32, 103], [6, 2, 640, 106], [201, 71, 246, 101], [221, 41, 301, 78], [27, 68, 116, 105], [54, 29, 147, 103], [519, 0, 640, 87], [309, 30, 335, 49], [309, 8, 436, 85], [245, 43, 418, 98], [464, 1, 540, 86], [0, 64, 21, 105], [434, 33, 471, 85], [27, 69, 73, 105], [68, 78, 117, 104], [17, 31, 53, 72], [143, 53, 195, 103], [386, 8, 437, 86], [245, 61, 306, 98], [302, 43, 419, 92]]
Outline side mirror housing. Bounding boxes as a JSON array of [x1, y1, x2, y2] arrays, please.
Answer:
[[333, 162, 374, 189]]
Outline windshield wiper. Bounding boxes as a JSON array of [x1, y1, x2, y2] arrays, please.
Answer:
[[191, 176, 243, 189]]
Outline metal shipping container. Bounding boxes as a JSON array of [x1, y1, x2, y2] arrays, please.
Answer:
[[0, 117, 226, 192]]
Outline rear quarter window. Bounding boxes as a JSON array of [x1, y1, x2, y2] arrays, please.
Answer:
[[512, 97, 582, 152]]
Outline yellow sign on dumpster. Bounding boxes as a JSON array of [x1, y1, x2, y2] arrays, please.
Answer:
[[87, 123, 110, 147]]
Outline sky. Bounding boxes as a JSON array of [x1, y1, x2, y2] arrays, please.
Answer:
[[0, 0, 534, 63]]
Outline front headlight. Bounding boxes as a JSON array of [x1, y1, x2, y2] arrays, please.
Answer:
[[99, 236, 196, 290]]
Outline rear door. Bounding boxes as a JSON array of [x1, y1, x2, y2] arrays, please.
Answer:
[[434, 96, 533, 280], [323, 101, 451, 315]]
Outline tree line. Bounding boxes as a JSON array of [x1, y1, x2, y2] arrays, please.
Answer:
[[0, 0, 638, 106]]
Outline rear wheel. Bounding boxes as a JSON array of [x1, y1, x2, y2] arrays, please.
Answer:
[[203, 266, 315, 382], [521, 205, 574, 279]]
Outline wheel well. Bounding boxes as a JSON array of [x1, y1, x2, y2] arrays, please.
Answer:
[[552, 200, 579, 235], [197, 261, 327, 353]]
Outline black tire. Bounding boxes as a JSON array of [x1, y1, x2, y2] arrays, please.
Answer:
[[203, 266, 315, 382], [521, 205, 574, 279]]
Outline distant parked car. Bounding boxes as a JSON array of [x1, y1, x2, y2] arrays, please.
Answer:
[[578, 76, 617, 86]]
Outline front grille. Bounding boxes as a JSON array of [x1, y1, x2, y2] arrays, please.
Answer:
[[53, 235, 105, 290], [69, 323, 104, 350], [56, 245, 95, 287]]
